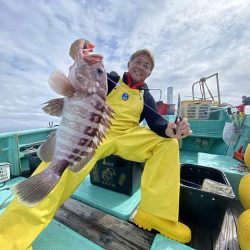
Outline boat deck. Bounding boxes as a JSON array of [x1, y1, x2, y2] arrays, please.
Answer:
[[55, 198, 244, 250]]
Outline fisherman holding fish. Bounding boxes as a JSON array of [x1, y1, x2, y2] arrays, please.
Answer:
[[0, 38, 192, 249]]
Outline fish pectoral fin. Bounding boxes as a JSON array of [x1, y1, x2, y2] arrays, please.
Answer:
[[48, 71, 75, 97], [104, 104, 115, 118], [42, 98, 64, 117], [37, 132, 56, 162]]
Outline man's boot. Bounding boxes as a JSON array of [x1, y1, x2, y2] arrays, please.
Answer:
[[134, 208, 191, 244]]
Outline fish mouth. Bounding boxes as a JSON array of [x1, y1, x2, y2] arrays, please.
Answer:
[[83, 53, 103, 65]]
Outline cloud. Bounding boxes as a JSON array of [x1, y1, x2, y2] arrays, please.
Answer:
[[0, 0, 250, 132]]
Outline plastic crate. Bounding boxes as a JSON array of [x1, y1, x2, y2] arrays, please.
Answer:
[[181, 100, 212, 119], [90, 155, 143, 196], [179, 163, 235, 226]]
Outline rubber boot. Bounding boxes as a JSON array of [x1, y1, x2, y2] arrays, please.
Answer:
[[134, 208, 191, 244]]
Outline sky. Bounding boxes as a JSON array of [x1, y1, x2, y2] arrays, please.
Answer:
[[0, 0, 250, 133]]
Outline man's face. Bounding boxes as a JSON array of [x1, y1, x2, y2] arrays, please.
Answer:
[[128, 54, 152, 83]]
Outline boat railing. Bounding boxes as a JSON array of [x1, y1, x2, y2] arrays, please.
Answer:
[[0, 127, 56, 176]]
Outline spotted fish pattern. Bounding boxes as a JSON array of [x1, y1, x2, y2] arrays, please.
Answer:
[[13, 45, 113, 206]]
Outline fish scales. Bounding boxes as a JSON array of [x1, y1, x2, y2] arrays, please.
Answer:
[[56, 93, 106, 164]]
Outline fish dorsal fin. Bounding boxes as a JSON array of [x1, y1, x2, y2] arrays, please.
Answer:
[[37, 132, 56, 162], [100, 104, 115, 127], [103, 104, 115, 118], [48, 71, 75, 97], [42, 98, 64, 117]]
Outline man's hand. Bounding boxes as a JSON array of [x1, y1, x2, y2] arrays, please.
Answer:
[[165, 118, 192, 139], [69, 38, 95, 60]]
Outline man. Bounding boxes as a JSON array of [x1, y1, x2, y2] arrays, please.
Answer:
[[0, 39, 192, 249]]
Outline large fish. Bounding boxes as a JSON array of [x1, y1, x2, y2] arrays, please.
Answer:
[[13, 44, 113, 207]]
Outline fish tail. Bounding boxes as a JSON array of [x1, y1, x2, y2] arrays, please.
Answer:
[[12, 168, 60, 207]]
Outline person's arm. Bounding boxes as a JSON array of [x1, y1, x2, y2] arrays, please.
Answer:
[[141, 88, 192, 139], [69, 38, 94, 60], [141, 89, 169, 137]]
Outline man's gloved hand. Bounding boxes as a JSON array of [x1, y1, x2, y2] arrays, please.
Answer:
[[69, 38, 95, 60], [165, 118, 192, 139]]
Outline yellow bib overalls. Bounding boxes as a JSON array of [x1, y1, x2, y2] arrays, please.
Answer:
[[0, 81, 180, 249]]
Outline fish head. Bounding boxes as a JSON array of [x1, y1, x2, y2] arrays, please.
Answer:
[[69, 48, 107, 95]]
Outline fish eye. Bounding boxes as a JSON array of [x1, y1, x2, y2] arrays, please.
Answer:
[[97, 68, 104, 75]]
